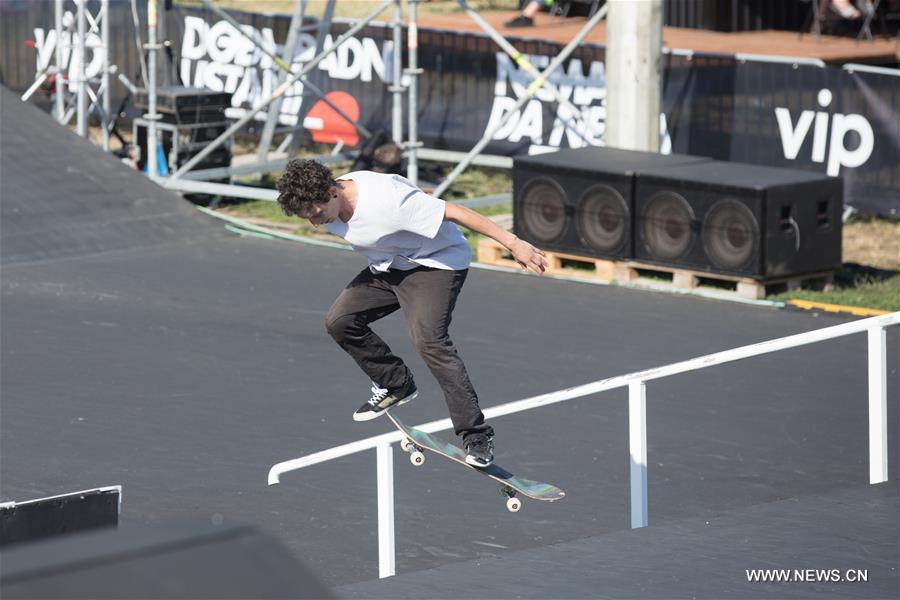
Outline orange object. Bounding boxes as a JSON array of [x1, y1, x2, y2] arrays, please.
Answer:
[[303, 91, 360, 147]]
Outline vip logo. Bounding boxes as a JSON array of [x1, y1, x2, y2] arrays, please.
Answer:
[[33, 11, 105, 90], [775, 89, 874, 176]]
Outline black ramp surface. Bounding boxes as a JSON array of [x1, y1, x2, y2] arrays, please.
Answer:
[[336, 481, 899, 599], [1, 87, 898, 595], [1, 520, 333, 599], [0, 85, 223, 265]]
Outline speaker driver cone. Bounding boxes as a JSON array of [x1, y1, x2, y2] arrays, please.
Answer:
[[702, 199, 759, 271], [640, 191, 695, 260], [519, 179, 567, 244], [576, 185, 628, 254]]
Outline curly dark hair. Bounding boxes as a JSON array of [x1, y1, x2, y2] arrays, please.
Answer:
[[276, 159, 337, 216]]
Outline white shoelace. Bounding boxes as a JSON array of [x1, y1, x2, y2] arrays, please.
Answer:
[[369, 383, 389, 406]]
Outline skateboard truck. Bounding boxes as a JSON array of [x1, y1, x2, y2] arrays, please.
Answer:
[[400, 436, 425, 466], [499, 486, 521, 512]]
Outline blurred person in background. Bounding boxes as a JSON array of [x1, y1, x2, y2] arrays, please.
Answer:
[[504, 0, 553, 28]]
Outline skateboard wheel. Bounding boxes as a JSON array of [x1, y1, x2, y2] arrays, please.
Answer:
[[410, 451, 425, 466], [506, 497, 522, 512], [400, 437, 413, 452]]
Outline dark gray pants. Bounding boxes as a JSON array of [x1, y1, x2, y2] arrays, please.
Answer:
[[325, 266, 492, 440]]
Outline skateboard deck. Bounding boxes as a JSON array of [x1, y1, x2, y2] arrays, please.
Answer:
[[386, 410, 565, 512]]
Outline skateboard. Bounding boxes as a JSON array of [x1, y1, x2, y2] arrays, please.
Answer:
[[386, 410, 565, 512]]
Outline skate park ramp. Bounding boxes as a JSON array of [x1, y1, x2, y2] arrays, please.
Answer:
[[0, 85, 224, 265], [1, 84, 898, 598]]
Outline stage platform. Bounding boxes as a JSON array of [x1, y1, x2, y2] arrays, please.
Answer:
[[337, 481, 899, 599], [417, 12, 900, 65]]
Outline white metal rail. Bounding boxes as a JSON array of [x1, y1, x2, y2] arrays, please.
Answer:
[[268, 311, 899, 578]]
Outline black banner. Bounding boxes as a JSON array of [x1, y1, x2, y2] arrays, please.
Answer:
[[664, 55, 900, 216], [2, 1, 897, 216]]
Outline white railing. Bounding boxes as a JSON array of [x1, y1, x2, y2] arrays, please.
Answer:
[[268, 311, 899, 578]]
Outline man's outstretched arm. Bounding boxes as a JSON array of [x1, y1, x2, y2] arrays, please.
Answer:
[[444, 202, 548, 275]]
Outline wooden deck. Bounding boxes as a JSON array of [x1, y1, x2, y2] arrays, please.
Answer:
[[415, 11, 900, 65]]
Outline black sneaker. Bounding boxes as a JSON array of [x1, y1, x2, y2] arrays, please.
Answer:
[[352, 380, 417, 422], [504, 15, 534, 28], [464, 434, 494, 467]]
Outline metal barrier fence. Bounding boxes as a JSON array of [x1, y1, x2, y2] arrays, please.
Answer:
[[268, 311, 899, 579]]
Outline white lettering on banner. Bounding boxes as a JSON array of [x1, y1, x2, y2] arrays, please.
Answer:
[[307, 35, 388, 82], [33, 11, 105, 91], [182, 16, 207, 60], [178, 17, 392, 126], [487, 51, 670, 153], [775, 88, 874, 176]]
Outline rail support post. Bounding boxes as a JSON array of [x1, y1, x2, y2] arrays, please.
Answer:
[[629, 381, 648, 528], [868, 326, 888, 484], [376, 443, 396, 578]]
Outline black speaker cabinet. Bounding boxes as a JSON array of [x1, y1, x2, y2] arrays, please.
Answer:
[[634, 161, 843, 279], [135, 86, 231, 125], [512, 147, 710, 260]]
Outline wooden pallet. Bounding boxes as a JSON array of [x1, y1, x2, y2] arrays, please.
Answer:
[[477, 239, 834, 300]]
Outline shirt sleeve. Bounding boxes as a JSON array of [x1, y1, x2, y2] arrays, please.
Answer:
[[392, 175, 445, 239]]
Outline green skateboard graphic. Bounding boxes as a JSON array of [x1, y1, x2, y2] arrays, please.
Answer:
[[386, 410, 565, 512]]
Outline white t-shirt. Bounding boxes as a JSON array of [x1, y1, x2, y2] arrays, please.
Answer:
[[325, 171, 471, 272]]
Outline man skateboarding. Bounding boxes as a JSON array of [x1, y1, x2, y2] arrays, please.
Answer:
[[276, 159, 548, 466]]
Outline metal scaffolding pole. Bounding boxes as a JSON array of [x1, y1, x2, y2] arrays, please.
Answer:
[[433, 3, 609, 198], [20, 64, 55, 104], [101, 0, 110, 151], [170, 0, 394, 180], [145, 0, 161, 178], [256, 0, 308, 164], [54, 0, 65, 122], [75, 0, 87, 137], [285, 0, 337, 157], [406, 0, 422, 184], [177, 150, 356, 182], [130, 0, 149, 88], [32, 0, 111, 141], [391, 0, 403, 144]]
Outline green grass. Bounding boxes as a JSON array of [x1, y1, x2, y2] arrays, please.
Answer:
[[220, 198, 289, 221], [469, 202, 512, 217], [437, 167, 512, 201], [769, 273, 900, 312]]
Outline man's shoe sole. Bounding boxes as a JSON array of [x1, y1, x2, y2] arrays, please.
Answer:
[[352, 392, 417, 422], [465, 455, 493, 467]]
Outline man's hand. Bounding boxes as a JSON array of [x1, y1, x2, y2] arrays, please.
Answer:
[[443, 202, 548, 274], [510, 237, 548, 275]]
